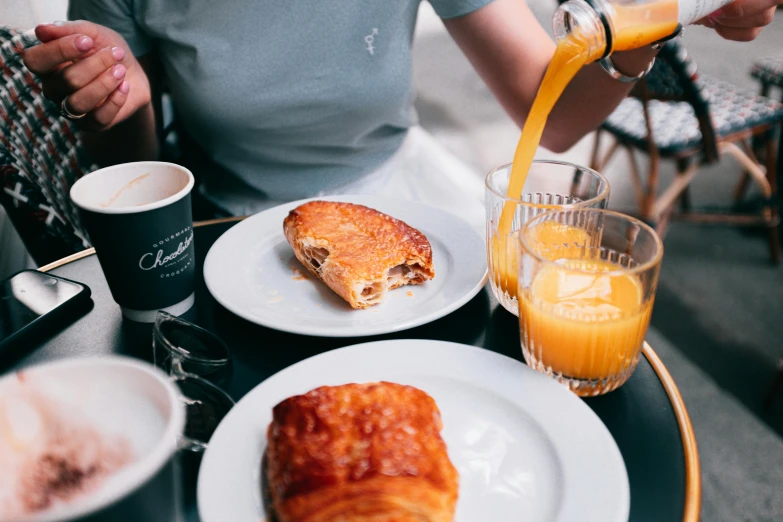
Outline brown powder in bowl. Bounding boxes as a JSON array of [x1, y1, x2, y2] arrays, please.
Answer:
[[18, 425, 132, 514], [1, 385, 134, 519]]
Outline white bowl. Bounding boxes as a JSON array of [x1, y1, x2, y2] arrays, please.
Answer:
[[0, 356, 185, 522]]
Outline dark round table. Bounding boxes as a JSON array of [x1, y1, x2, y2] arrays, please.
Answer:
[[4, 219, 700, 522]]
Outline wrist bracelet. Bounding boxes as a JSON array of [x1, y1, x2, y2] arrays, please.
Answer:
[[598, 22, 681, 83], [599, 55, 656, 83]]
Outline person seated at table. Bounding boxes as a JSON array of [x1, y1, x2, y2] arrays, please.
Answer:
[[22, 0, 781, 223]]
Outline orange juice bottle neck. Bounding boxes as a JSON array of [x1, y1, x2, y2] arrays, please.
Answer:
[[552, 0, 609, 60], [555, 0, 735, 57]]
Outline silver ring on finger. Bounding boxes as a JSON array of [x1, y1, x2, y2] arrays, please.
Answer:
[[60, 96, 87, 120]]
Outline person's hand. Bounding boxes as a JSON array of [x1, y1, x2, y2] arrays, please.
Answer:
[[22, 21, 151, 131], [697, 0, 781, 41]]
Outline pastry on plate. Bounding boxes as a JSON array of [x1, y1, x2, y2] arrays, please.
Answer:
[[265, 382, 458, 522], [282, 201, 435, 309]]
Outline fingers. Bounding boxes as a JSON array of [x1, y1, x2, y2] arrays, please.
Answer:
[[36, 44, 124, 110], [23, 33, 94, 75], [24, 20, 135, 131], [58, 46, 125, 93], [66, 64, 127, 115], [712, 6, 776, 28], [696, 0, 779, 42], [713, 25, 764, 41], [713, 0, 779, 20], [34, 20, 102, 44], [83, 81, 130, 131]]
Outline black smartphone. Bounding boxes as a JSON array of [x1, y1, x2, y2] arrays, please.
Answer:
[[0, 270, 92, 351]]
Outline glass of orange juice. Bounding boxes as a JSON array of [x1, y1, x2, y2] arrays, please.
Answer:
[[486, 160, 610, 315], [518, 208, 663, 396]]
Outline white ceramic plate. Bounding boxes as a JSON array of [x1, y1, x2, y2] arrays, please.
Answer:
[[197, 340, 630, 522], [203, 195, 487, 337]]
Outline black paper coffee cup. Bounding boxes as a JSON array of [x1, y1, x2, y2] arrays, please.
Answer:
[[71, 162, 196, 322]]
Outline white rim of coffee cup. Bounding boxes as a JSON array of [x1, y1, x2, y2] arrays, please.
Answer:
[[2, 356, 186, 522], [70, 161, 195, 215]]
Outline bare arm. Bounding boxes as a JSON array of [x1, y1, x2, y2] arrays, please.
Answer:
[[443, 0, 657, 153]]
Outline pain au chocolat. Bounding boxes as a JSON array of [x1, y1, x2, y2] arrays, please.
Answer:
[[265, 382, 459, 522], [282, 201, 435, 309]]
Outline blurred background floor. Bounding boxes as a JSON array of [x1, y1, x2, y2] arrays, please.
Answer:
[[413, 2, 783, 520]]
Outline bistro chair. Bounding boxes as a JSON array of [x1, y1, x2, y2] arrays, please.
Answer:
[[751, 55, 783, 101], [0, 27, 95, 266], [750, 54, 783, 408], [591, 41, 783, 263], [750, 54, 783, 224]]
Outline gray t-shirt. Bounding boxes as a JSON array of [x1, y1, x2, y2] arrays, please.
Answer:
[[69, 0, 494, 206]]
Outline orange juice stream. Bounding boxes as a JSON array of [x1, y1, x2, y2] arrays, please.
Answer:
[[492, 0, 680, 299], [496, 32, 598, 237], [519, 258, 652, 381], [491, 32, 599, 299], [500, 0, 679, 235]]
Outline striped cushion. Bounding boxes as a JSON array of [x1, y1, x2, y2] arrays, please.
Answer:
[[0, 27, 97, 264], [603, 75, 783, 155], [751, 55, 783, 88]]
